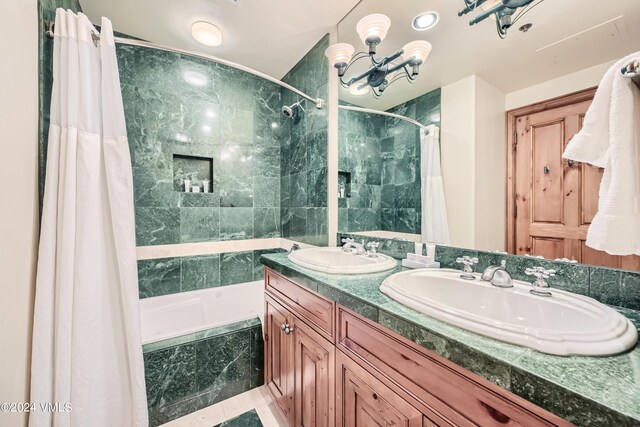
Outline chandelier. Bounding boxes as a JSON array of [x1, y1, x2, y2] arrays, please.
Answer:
[[459, 0, 543, 39], [325, 14, 432, 98]]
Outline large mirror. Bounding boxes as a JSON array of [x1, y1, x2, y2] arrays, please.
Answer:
[[335, 0, 640, 269]]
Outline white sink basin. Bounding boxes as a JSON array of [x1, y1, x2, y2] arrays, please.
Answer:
[[288, 247, 397, 275], [380, 269, 638, 356]]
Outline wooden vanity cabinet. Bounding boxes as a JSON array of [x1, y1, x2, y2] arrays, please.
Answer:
[[265, 292, 335, 427], [264, 268, 573, 427]]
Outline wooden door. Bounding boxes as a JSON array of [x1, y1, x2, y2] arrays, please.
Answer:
[[507, 89, 640, 269], [294, 317, 335, 427], [265, 296, 294, 425], [336, 351, 422, 427]]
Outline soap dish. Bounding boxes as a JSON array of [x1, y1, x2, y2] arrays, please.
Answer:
[[402, 259, 440, 269]]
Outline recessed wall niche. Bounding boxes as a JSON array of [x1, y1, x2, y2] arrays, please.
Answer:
[[172, 154, 214, 193], [338, 171, 352, 198]]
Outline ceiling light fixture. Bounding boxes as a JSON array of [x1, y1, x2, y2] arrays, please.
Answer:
[[325, 13, 432, 98], [412, 11, 439, 31], [191, 21, 223, 47], [183, 70, 208, 86], [458, 0, 545, 39]]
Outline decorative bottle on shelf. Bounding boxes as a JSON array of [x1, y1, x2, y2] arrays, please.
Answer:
[[184, 178, 191, 192], [202, 179, 210, 193], [339, 182, 346, 198]]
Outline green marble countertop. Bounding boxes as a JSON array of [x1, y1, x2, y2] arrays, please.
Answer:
[[261, 253, 640, 427]]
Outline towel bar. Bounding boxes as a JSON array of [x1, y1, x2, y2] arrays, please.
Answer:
[[621, 59, 640, 89]]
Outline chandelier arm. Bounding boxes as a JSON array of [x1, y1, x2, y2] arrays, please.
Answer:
[[342, 52, 370, 75], [510, 0, 545, 27], [387, 59, 415, 75]]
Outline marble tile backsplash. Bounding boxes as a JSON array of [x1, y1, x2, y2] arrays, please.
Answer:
[[434, 245, 640, 311]]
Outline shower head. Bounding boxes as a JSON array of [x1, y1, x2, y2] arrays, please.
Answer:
[[281, 101, 305, 118]]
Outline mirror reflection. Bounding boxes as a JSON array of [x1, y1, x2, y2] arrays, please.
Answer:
[[335, 0, 640, 269]]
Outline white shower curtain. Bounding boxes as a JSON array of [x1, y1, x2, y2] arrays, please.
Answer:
[[420, 124, 450, 244], [30, 10, 148, 427]]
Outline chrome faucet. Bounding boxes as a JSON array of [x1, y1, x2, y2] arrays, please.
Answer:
[[341, 238, 367, 255], [481, 260, 513, 288], [456, 256, 478, 280], [525, 266, 556, 297]]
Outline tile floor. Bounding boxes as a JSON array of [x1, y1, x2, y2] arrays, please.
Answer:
[[159, 386, 287, 427]]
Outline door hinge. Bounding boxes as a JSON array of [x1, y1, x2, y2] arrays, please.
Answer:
[[513, 131, 518, 147]]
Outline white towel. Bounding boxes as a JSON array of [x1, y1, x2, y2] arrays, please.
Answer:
[[563, 52, 640, 255]]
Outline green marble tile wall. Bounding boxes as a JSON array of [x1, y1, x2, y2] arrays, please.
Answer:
[[280, 35, 330, 246], [338, 89, 441, 234], [143, 318, 263, 426], [116, 45, 284, 246], [137, 249, 284, 299]]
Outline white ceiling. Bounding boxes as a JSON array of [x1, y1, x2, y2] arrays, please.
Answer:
[[338, 0, 640, 110], [81, 0, 640, 111], [80, 0, 360, 80]]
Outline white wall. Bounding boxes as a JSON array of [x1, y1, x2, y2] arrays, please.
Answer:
[[474, 77, 506, 251], [441, 76, 476, 249], [505, 59, 613, 110], [0, 2, 39, 427], [441, 76, 506, 251]]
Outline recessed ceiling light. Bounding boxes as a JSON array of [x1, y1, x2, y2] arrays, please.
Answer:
[[412, 11, 439, 31], [349, 84, 370, 96], [183, 70, 208, 86], [191, 21, 223, 47]]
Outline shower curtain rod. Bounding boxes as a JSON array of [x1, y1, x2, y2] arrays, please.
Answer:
[[338, 104, 430, 133], [44, 21, 324, 109]]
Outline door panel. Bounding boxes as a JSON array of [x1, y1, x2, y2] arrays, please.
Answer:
[[294, 317, 335, 427], [532, 237, 564, 260], [265, 296, 293, 425], [509, 93, 640, 269], [532, 121, 564, 224]]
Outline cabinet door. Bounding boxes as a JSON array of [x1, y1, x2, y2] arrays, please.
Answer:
[[337, 351, 422, 427], [294, 317, 335, 427], [265, 296, 294, 425]]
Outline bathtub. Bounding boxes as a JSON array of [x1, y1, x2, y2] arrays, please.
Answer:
[[140, 280, 264, 345]]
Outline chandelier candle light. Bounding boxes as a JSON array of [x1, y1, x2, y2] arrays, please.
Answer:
[[325, 13, 432, 98]]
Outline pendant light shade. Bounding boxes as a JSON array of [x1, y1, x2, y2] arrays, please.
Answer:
[[356, 13, 391, 45], [325, 43, 355, 68], [401, 40, 432, 65]]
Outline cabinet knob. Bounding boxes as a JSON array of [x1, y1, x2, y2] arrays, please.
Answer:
[[283, 324, 294, 335], [280, 323, 287, 331]]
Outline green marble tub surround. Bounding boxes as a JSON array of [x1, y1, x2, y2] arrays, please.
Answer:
[[112, 43, 285, 247], [143, 318, 264, 426], [260, 252, 640, 426], [138, 248, 285, 299]]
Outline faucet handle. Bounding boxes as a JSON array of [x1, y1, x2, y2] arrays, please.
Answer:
[[525, 266, 555, 297], [524, 266, 556, 280], [366, 241, 380, 257], [456, 256, 478, 280]]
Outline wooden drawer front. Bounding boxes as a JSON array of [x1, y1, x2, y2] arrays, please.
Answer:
[[265, 268, 334, 340], [337, 351, 422, 427], [338, 307, 572, 427]]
